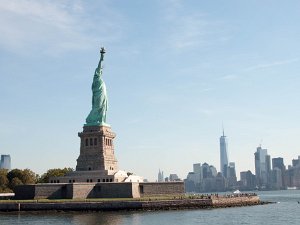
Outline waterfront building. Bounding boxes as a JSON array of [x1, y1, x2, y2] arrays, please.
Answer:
[[226, 162, 237, 188], [271, 167, 283, 190], [254, 146, 271, 189], [185, 162, 226, 192], [240, 170, 256, 190], [202, 163, 212, 178], [193, 164, 201, 174], [0, 155, 11, 170], [185, 172, 197, 192], [220, 129, 229, 176], [286, 156, 300, 188], [169, 174, 180, 181], [209, 165, 217, 177], [193, 163, 202, 183], [185, 163, 202, 192], [292, 156, 300, 167], [272, 157, 285, 170], [272, 157, 286, 188]]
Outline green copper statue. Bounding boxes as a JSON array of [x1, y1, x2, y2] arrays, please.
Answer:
[[85, 47, 109, 126]]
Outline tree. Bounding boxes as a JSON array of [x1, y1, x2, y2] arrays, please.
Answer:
[[7, 169, 23, 183], [22, 169, 37, 184], [7, 168, 37, 190], [10, 177, 23, 190], [0, 169, 10, 192], [38, 168, 73, 183]]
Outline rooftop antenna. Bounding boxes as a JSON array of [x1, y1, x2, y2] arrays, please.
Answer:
[[259, 139, 263, 148]]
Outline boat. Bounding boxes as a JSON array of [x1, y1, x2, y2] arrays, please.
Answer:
[[287, 186, 297, 190]]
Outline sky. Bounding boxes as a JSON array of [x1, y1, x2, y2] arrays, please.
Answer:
[[0, 0, 300, 181]]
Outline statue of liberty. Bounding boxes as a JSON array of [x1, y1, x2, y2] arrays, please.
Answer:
[[85, 47, 109, 126]]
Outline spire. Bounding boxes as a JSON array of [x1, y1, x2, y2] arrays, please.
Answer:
[[222, 123, 225, 137]]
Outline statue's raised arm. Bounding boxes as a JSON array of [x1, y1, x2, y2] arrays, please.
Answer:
[[96, 47, 106, 73]]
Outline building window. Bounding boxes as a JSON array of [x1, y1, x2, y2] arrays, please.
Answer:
[[90, 138, 93, 146], [88, 167, 91, 171], [139, 185, 144, 194], [85, 139, 89, 146], [69, 180, 72, 183], [94, 138, 97, 146], [73, 180, 75, 183], [106, 178, 109, 182], [87, 179, 89, 182], [103, 179, 105, 182], [57, 180, 60, 183], [90, 179, 93, 182], [110, 179, 113, 182], [98, 179, 100, 182]]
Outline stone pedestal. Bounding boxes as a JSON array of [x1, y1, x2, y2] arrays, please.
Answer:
[[76, 125, 118, 172]]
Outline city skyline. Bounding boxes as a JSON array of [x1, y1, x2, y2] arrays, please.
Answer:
[[1, 1, 300, 181]]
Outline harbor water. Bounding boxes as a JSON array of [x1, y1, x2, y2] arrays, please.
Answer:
[[0, 190, 299, 225]]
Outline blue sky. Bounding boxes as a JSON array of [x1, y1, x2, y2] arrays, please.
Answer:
[[0, 0, 300, 181]]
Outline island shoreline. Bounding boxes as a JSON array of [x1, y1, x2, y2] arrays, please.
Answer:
[[0, 196, 272, 212]]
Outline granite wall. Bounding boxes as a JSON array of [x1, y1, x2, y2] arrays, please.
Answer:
[[14, 182, 185, 200], [139, 182, 185, 196]]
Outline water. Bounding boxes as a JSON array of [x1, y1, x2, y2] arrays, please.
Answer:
[[0, 190, 300, 225]]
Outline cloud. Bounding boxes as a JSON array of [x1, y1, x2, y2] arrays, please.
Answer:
[[217, 58, 299, 81], [245, 58, 299, 71], [0, 0, 124, 55]]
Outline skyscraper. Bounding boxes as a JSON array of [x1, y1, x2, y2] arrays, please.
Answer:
[[0, 155, 11, 170], [220, 129, 229, 176], [240, 170, 256, 190], [254, 146, 271, 188], [272, 157, 286, 188], [158, 169, 164, 182], [272, 157, 285, 171]]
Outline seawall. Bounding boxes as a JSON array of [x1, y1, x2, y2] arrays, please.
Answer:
[[0, 196, 262, 212]]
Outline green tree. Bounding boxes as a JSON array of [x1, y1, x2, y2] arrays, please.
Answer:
[[0, 169, 11, 192], [38, 168, 73, 183], [7, 169, 23, 183], [10, 177, 23, 190], [22, 169, 37, 184], [7, 168, 37, 190]]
